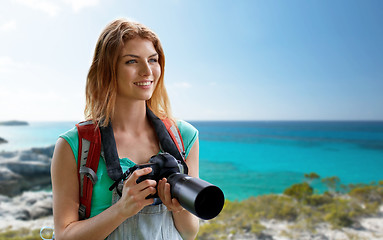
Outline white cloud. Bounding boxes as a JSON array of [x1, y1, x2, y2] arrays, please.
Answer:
[[12, 0, 101, 16], [0, 20, 17, 32], [13, 0, 61, 16], [62, 0, 101, 12]]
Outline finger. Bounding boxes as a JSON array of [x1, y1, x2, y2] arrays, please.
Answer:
[[162, 179, 172, 205], [142, 198, 155, 207], [137, 186, 157, 200], [158, 178, 167, 200], [165, 182, 172, 201], [136, 179, 157, 189], [125, 167, 152, 185], [133, 167, 152, 180]]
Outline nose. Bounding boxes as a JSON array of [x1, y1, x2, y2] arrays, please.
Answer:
[[139, 62, 152, 77]]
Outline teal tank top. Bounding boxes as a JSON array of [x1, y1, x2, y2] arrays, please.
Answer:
[[59, 120, 198, 218]]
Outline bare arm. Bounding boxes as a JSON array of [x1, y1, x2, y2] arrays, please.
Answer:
[[51, 138, 157, 240], [158, 138, 200, 240]]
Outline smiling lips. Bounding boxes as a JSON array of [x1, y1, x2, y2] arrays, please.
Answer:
[[134, 81, 153, 87]]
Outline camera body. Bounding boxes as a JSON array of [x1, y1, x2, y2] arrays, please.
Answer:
[[127, 153, 225, 220], [135, 153, 185, 198]]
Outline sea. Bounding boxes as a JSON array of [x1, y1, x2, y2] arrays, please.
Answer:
[[1, 121, 383, 201]]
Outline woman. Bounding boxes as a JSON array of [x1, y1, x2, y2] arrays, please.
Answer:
[[51, 19, 199, 240]]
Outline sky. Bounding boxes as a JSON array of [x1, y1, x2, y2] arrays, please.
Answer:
[[0, 0, 382, 121]]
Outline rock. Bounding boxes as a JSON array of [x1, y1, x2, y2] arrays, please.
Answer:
[[30, 204, 52, 219], [0, 167, 21, 181], [0, 145, 54, 196], [311, 234, 329, 240], [0, 120, 29, 126], [351, 221, 365, 230], [5, 161, 50, 176], [31, 145, 55, 158], [14, 209, 31, 220], [256, 233, 274, 240], [0, 191, 53, 222], [0, 137, 7, 144]]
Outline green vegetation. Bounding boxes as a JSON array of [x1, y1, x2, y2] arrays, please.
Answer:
[[0, 228, 41, 240], [284, 182, 313, 201], [304, 172, 320, 185], [1, 173, 382, 240], [321, 176, 341, 194], [197, 173, 383, 240]]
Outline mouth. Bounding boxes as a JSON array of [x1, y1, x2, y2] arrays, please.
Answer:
[[134, 81, 153, 87]]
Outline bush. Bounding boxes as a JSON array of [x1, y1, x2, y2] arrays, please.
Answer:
[[196, 177, 383, 239], [284, 182, 313, 201], [349, 185, 383, 204], [321, 176, 340, 193], [0, 228, 41, 240], [305, 193, 333, 206]]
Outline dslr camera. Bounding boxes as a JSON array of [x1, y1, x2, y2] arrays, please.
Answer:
[[111, 153, 224, 220]]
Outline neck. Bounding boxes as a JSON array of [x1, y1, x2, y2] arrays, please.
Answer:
[[111, 98, 148, 132]]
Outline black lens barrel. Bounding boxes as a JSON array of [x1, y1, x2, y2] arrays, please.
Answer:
[[167, 173, 224, 220]]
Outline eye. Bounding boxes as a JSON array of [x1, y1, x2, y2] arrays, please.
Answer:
[[125, 59, 137, 64], [149, 58, 158, 63]]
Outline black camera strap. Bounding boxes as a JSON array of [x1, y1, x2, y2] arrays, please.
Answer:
[[101, 106, 189, 184], [100, 121, 123, 182], [146, 107, 189, 174]]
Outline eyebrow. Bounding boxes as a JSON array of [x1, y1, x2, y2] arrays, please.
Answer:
[[122, 53, 158, 58]]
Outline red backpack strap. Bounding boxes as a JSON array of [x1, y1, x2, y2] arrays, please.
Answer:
[[76, 120, 101, 220], [162, 118, 186, 161]]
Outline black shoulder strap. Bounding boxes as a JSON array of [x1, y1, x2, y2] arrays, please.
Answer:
[[102, 108, 189, 181], [100, 122, 123, 181], [146, 108, 189, 174]]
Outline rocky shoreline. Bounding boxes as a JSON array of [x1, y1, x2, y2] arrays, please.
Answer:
[[0, 145, 53, 197], [0, 146, 55, 235], [1, 146, 383, 239]]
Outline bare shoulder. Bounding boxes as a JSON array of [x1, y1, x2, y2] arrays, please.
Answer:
[[51, 137, 78, 188], [51, 138, 81, 232], [51, 138, 77, 172]]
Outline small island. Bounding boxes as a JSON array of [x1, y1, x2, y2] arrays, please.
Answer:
[[0, 137, 7, 144], [0, 120, 29, 126]]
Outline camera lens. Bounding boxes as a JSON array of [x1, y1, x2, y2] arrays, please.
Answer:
[[194, 186, 224, 220]]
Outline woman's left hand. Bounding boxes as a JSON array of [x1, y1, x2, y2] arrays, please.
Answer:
[[157, 178, 184, 213]]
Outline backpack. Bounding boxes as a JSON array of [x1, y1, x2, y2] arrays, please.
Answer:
[[76, 114, 186, 220]]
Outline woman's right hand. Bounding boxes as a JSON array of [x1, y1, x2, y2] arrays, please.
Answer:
[[116, 167, 157, 218]]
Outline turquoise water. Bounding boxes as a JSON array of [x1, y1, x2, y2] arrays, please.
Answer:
[[1, 121, 383, 201], [193, 121, 383, 200], [0, 122, 76, 151]]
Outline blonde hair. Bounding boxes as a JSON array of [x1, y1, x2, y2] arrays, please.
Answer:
[[85, 18, 172, 127]]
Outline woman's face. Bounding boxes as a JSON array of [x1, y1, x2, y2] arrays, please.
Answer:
[[116, 37, 161, 102]]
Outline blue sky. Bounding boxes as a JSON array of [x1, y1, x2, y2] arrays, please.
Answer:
[[0, 0, 382, 121]]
